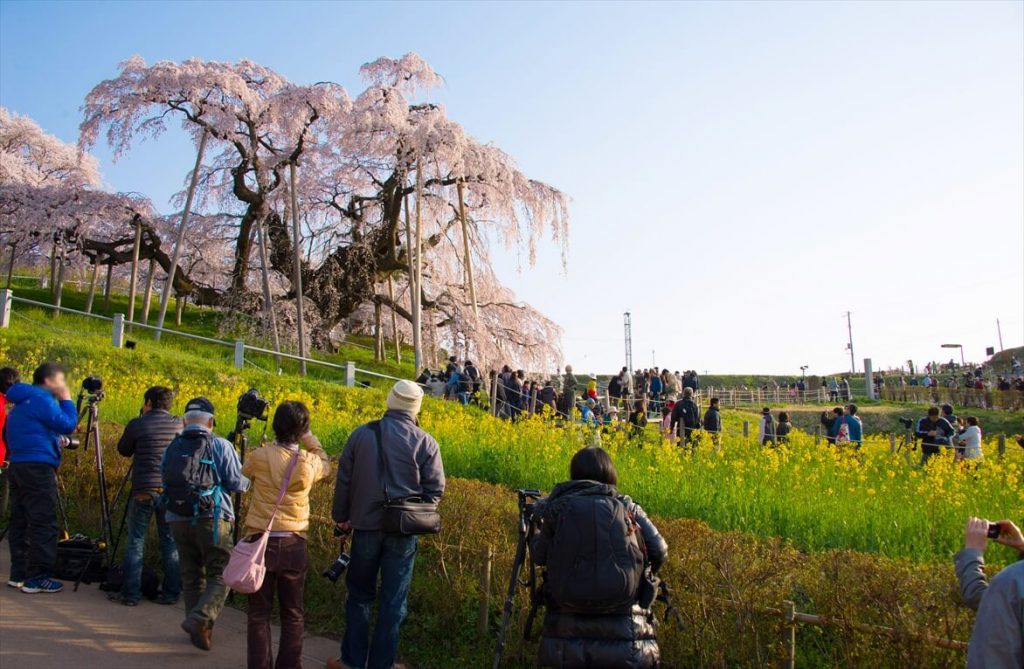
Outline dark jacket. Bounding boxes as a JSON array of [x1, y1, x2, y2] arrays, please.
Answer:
[[670, 398, 700, 435], [117, 409, 183, 492], [702, 406, 722, 433], [532, 480, 667, 669], [4, 383, 78, 468], [332, 410, 445, 531], [955, 549, 1024, 669], [915, 416, 955, 454]]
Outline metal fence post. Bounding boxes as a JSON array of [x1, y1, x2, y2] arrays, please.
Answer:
[[234, 340, 245, 369], [780, 600, 796, 669], [345, 361, 356, 387], [112, 313, 125, 348], [0, 289, 11, 328], [478, 546, 492, 637]]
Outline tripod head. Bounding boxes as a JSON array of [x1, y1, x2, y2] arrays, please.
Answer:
[[515, 489, 542, 535]]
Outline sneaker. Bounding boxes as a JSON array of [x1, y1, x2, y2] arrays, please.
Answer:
[[21, 577, 64, 594], [7, 580, 23, 589], [155, 594, 179, 606], [107, 592, 139, 606]]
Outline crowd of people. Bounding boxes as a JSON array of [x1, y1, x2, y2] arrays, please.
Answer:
[[0, 360, 1021, 668]]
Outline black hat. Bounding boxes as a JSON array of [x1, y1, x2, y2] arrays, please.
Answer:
[[184, 396, 215, 416]]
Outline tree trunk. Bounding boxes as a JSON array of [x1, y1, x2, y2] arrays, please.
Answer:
[[141, 258, 156, 324], [102, 261, 114, 312], [85, 255, 101, 314], [388, 275, 401, 364], [127, 219, 142, 324]]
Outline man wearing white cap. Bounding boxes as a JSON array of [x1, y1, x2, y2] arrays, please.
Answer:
[[328, 380, 445, 669]]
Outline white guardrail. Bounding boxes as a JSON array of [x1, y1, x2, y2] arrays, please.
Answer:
[[0, 288, 407, 389]]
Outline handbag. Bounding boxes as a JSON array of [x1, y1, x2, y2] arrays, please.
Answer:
[[224, 449, 300, 594], [369, 421, 441, 535]]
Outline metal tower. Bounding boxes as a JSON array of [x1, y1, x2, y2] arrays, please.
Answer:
[[624, 311, 633, 373]]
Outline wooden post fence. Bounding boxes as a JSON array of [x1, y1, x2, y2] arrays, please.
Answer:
[[478, 546, 492, 637], [780, 600, 796, 669]]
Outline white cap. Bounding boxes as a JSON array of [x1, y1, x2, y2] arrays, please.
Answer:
[[387, 380, 424, 416]]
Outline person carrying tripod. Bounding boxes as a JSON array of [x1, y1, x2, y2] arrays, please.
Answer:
[[109, 386, 183, 607], [4, 362, 78, 594], [531, 447, 668, 668]]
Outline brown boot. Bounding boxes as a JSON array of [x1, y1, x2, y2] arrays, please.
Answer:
[[180, 617, 213, 651]]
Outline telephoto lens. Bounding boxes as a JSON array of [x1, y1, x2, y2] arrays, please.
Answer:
[[60, 436, 80, 450]]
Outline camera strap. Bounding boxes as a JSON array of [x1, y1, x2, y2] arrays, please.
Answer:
[[368, 421, 393, 505]]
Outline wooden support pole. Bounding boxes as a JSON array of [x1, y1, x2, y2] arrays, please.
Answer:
[[4, 243, 15, 288], [126, 220, 142, 325], [85, 254, 101, 314], [49, 235, 58, 296], [456, 179, 478, 318], [175, 294, 185, 326], [478, 546, 492, 637], [889, 434, 897, 455], [255, 219, 281, 360], [156, 130, 207, 341], [141, 258, 156, 324], [780, 600, 796, 669], [102, 260, 114, 312], [374, 301, 384, 362], [998, 434, 1007, 458], [388, 275, 401, 364], [288, 163, 307, 375], [743, 420, 750, 439], [52, 243, 66, 318]]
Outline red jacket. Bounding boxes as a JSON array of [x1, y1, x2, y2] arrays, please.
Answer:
[[0, 393, 8, 465]]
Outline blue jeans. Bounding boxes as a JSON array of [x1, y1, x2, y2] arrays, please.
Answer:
[[342, 531, 418, 669], [121, 492, 181, 603]]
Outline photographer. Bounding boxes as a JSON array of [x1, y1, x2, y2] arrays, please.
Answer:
[[109, 386, 183, 607], [915, 406, 955, 465], [162, 397, 249, 651], [531, 447, 667, 668], [670, 387, 700, 448], [954, 517, 1024, 668], [242, 401, 330, 669], [0, 366, 21, 518], [327, 381, 445, 669], [4, 362, 78, 594]]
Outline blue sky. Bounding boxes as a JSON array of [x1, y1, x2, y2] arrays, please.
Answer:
[[1, 0, 1021, 375]]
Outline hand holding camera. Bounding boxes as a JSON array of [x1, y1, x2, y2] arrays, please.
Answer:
[[322, 525, 353, 583], [965, 517, 1024, 555]]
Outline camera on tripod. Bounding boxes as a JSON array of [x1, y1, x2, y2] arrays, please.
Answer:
[[237, 389, 269, 422], [82, 375, 103, 396], [323, 526, 352, 583], [898, 417, 914, 429]]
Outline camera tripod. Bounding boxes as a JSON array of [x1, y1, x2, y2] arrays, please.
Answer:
[[71, 389, 118, 591], [493, 489, 542, 669]]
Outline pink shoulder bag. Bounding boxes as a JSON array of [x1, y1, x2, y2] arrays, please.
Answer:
[[225, 449, 300, 594]]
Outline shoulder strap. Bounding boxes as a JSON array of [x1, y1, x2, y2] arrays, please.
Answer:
[[368, 420, 391, 503], [262, 449, 301, 532]]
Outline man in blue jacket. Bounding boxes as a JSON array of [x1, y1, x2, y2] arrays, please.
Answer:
[[5, 362, 79, 594]]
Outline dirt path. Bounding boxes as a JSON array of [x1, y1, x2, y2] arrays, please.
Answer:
[[0, 544, 338, 669]]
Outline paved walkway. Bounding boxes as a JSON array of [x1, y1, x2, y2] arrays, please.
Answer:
[[0, 545, 339, 669]]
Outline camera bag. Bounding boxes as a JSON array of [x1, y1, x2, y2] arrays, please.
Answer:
[[368, 421, 441, 535], [224, 448, 300, 594]]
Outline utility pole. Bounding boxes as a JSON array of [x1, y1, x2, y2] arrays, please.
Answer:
[[623, 312, 633, 373], [997, 318, 1004, 351], [844, 311, 855, 374], [651, 349, 656, 367]]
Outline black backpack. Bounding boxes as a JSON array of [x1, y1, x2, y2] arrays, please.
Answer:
[[543, 487, 645, 614], [163, 430, 220, 519], [682, 400, 700, 429]]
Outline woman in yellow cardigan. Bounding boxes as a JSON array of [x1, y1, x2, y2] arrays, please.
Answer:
[[241, 401, 331, 669]]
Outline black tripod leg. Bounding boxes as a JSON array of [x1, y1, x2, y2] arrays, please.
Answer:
[[107, 468, 133, 566], [493, 532, 529, 669]]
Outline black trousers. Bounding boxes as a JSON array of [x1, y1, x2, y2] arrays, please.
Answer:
[[7, 462, 59, 581]]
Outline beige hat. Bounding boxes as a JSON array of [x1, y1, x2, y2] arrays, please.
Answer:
[[387, 380, 424, 415]]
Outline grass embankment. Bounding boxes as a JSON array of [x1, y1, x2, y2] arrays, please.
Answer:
[[3, 308, 1022, 667], [2, 314, 1021, 564]]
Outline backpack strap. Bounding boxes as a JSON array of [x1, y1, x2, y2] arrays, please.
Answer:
[[368, 421, 392, 504]]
